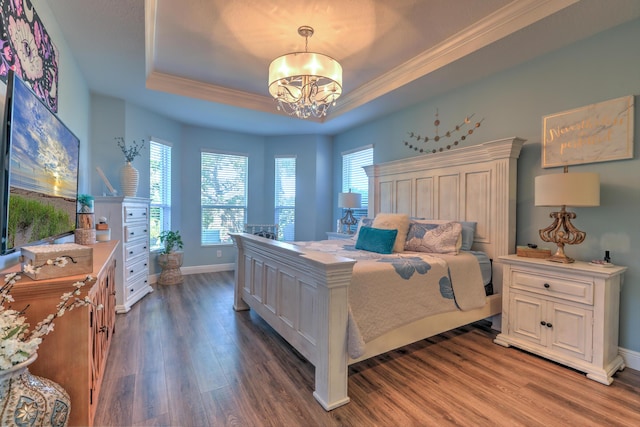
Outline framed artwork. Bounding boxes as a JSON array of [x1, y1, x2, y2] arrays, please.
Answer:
[[0, 0, 59, 112], [542, 95, 634, 168]]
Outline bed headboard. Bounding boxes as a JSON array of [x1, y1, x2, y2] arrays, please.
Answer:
[[364, 137, 525, 293]]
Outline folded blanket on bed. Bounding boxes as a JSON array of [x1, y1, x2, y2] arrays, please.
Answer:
[[294, 241, 486, 358]]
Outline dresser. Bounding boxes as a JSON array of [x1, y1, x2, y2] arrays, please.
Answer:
[[7, 241, 118, 426], [95, 196, 152, 313], [494, 255, 627, 385]]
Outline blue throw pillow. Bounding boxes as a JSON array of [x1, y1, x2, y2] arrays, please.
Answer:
[[355, 226, 398, 254], [459, 221, 477, 251]]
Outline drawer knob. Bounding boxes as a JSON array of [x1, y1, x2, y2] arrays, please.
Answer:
[[130, 232, 135, 236], [546, 322, 553, 328], [128, 212, 133, 216], [544, 283, 550, 289], [540, 321, 547, 326], [129, 250, 134, 255], [130, 269, 135, 273]]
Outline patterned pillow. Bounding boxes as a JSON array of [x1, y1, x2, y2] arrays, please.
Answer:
[[404, 221, 463, 254], [411, 219, 476, 251], [372, 213, 410, 253], [355, 226, 398, 254]]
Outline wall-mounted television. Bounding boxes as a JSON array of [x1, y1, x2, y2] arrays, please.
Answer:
[[0, 70, 80, 255]]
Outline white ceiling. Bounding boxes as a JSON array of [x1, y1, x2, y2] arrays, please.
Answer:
[[49, 0, 640, 136]]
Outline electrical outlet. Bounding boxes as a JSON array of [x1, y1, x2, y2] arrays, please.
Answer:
[[216, 250, 222, 258]]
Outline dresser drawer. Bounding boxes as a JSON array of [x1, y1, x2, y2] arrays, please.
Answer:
[[124, 224, 148, 243], [125, 239, 149, 262], [511, 270, 593, 305], [126, 273, 149, 297], [125, 256, 149, 281], [124, 205, 148, 223]]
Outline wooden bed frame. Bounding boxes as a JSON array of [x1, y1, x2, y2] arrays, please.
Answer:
[[232, 137, 524, 410]]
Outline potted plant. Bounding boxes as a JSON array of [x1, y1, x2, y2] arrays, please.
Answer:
[[157, 230, 184, 285]]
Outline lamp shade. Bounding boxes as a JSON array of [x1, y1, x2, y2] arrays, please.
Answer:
[[338, 192, 361, 209], [535, 173, 600, 207]]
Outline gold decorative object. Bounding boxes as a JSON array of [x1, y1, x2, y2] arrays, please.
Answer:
[[535, 169, 600, 263], [403, 109, 484, 154]]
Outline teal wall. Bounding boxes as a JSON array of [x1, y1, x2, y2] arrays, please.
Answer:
[[1, 2, 638, 355], [333, 19, 640, 352]]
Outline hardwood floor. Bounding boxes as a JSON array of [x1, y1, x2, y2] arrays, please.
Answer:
[[94, 272, 640, 427]]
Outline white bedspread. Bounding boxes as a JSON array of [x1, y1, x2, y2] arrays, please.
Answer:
[[294, 240, 486, 358]]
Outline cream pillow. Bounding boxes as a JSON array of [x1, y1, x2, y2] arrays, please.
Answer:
[[372, 213, 410, 252]]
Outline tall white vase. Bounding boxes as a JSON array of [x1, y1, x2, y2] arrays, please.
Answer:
[[120, 162, 139, 197]]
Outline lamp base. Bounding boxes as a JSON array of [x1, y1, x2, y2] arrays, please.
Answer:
[[340, 209, 358, 234], [546, 250, 575, 264], [539, 206, 585, 264]]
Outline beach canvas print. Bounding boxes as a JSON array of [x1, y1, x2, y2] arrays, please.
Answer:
[[5, 74, 78, 250]]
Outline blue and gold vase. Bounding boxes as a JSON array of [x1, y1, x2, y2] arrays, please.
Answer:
[[0, 354, 70, 427]]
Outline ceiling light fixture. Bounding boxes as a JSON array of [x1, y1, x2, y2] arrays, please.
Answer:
[[268, 26, 342, 119]]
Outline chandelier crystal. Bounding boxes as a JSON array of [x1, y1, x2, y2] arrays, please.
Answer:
[[268, 26, 342, 119]]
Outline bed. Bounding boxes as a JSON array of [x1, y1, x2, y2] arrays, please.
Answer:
[[231, 137, 525, 410]]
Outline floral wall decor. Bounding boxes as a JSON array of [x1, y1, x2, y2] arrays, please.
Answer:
[[402, 109, 484, 155], [0, 0, 59, 112]]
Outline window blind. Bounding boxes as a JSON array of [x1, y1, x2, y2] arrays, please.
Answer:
[[149, 140, 171, 249], [275, 156, 296, 241], [201, 151, 248, 244], [342, 146, 373, 211]]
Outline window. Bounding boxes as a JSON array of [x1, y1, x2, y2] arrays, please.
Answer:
[[275, 156, 296, 241], [149, 140, 171, 250], [342, 145, 373, 220], [201, 151, 248, 244]]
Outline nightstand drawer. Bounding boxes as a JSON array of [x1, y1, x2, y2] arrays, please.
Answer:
[[511, 270, 593, 305]]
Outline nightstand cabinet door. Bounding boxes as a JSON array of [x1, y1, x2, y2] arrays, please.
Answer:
[[495, 255, 626, 385], [548, 301, 593, 361], [509, 292, 546, 346]]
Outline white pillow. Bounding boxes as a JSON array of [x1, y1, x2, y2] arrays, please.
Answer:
[[372, 213, 410, 253]]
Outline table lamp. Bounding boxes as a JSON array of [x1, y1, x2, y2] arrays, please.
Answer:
[[338, 191, 361, 234], [534, 170, 600, 263]]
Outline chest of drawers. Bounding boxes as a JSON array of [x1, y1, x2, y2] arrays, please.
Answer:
[[494, 255, 627, 385], [95, 197, 152, 313]]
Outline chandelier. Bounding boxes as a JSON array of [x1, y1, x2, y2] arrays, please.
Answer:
[[268, 26, 342, 119]]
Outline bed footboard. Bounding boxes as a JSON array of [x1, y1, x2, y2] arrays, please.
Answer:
[[231, 233, 356, 410]]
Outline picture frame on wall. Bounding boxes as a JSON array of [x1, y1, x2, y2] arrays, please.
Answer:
[[542, 95, 634, 168]]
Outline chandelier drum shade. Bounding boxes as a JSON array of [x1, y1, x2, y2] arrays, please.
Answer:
[[268, 26, 342, 119], [535, 171, 600, 263]]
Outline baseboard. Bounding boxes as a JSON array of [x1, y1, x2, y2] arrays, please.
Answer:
[[149, 263, 234, 284], [619, 346, 640, 371]]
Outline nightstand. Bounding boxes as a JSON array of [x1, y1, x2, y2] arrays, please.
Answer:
[[326, 232, 355, 240], [494, 255, 627, 385]]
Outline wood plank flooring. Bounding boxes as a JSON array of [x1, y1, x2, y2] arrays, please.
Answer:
[[94, 272, 640, 426]]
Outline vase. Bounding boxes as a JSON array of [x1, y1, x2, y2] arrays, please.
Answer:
[[120, 162, 139, 197], [0, 354, 70, 427]]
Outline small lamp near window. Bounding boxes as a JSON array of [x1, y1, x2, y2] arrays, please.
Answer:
[[338, 191, 361, 234], [534, 170, 600, 263]]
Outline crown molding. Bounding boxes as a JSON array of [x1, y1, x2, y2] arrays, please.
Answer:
[[145, 0, 578, 121], [331, 0, 579, 116]]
